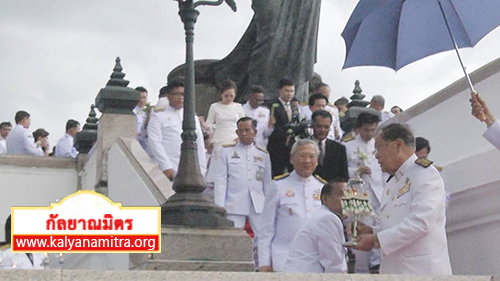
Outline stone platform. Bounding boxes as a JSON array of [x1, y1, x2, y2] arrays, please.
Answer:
[[134, 226, 254, 272], [0, 270, 497, 281]]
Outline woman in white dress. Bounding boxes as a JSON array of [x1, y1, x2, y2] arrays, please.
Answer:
[[205, 80, 246, 148], [204, 80, 245, 184]]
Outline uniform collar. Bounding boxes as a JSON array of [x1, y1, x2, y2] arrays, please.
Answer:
[[290, 170, 312, 183], [355, 134, 373, 145], [393, 154, 417, 182], [237, 141, 254, 150]]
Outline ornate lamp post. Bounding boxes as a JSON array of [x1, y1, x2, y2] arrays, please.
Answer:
[[161, 0, 236, 228]]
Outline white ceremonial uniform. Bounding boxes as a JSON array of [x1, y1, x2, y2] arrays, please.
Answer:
[[376, 154, 452, 275], [0, 247, 45, 269], [133, 105, 148, 150], [214, 142, 272, 228], [6, 125, 43, 156], [483, 119, 500, 150], [258, 171, 326, 272], [243, 102, 274, 148], [0, 136, 7, 154], [54, 133, 79, 158], [284, 205, 347, 273], [325, 105, 342, 141], [344, 135, 384, 271], [147, 105, 207, 176], [380, 111, 394, 123], [300, 104, 312, 121]]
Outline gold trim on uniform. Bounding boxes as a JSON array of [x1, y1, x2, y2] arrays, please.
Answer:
[[154, 107, 166, 112], [397, 178, 412, 198], [222, 142, 237, 148], [313, 174, 327, 184], [273, 172, 290, 181], [256, 145, 269, 154], [415, 157, 433, 168]]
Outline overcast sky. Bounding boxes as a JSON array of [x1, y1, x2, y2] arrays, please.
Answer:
[[1, 0, 500, 146]]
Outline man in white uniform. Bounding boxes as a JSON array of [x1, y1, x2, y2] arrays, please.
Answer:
[[0, 122, 12, 154], [354, 123, 452, 275], [285, 180, 347, 273], [147, 79, 207, 181], [55, 119, 80, 158], [6, 111, 44, 156], [259, 139, 326, 272], [344, 113, 383, 273], [242, 86, 274, 148], [133, 86, 149, 151], [214, 117, 272, 269], [369, 95, 394, 123], [470, 93, 500, 150]]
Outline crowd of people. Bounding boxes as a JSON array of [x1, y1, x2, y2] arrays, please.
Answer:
[[2, 75, 499, 274]]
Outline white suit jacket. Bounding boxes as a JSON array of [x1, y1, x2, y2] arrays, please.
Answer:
[[284, 205, 347, 273], [213, 142, 272, 216], [483, 119, 500, 150], [258, 171, 325, 272], [6, 125, 43, 156], [55, 133, 79, 158], [147, 106, 207, 176], [377, 154, 452, 275]]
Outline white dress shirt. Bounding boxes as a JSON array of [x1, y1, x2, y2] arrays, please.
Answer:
[[0, 137, 7, 154], [258, 171, 325, 272], [285, 205, 347, 273], [55, 133, 79, 158], [0, 247, 45, 269], [377, 154, 452, 275], [483, 119, 500, 150], [147, 105, 207, 176], [242, 102, 274, 148], [6, 125, 44, 156]]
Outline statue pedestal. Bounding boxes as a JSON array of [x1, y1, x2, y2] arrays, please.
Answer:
[[135, 226, 254, 272]]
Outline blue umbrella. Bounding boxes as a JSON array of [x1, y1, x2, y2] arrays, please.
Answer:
[[342, 0, 500, 94]]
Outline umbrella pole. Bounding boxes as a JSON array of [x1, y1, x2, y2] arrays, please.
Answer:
[[437, 0, 476, 94]]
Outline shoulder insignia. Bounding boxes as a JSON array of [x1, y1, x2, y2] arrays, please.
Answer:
[[415, 157, 433, 168], [256, 145, 269, 154], [342, 134, 355, 143], [222, 142, 237, 148], [434, 165, 444, 172], [300, 101, 308, 106], [154, 107, 165, 112], [273, 172, 290, 181], [314, 174, 327, 184]]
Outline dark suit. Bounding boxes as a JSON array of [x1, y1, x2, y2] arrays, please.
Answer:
[[267, 99, 291, 177], [314, 139, 349, 182]]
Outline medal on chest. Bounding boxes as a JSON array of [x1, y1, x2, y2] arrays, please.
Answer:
[[231, 151, 240, 159], [397, 178, 411, 199], [313, 189, 321, 201], [285, 188, 295, 197]]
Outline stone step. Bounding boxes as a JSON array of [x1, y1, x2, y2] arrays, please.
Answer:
[[154, 226, 253, 262], [138, 259, 254, 272]]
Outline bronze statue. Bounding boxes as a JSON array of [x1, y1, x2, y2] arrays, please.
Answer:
[[212, 0, 322, 101]]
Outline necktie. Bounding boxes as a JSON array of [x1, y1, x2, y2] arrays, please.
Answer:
[[285, 103, 292, 121], [318, 140, 324, 166]]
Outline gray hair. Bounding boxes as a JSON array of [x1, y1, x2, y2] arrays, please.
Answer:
[[290, 139, 320, 158], [378, 123, 415, 148], [371, 95, 385, 108]]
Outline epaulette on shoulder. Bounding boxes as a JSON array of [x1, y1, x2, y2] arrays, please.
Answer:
[[154, 106, 166, 112], [415, 157, 433, 168], [434, 164, 444, 172], [256, 145, 269, 154], [222, 142, 237, 148], [273, 172, 290, 181], [300, 101, 308, 106], [0, 243, 11, 251], [314, 174, 327, 184], [342, 134, 355, 143]]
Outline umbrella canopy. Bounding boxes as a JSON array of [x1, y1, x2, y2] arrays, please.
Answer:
[[342, 0, 500, 71]]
